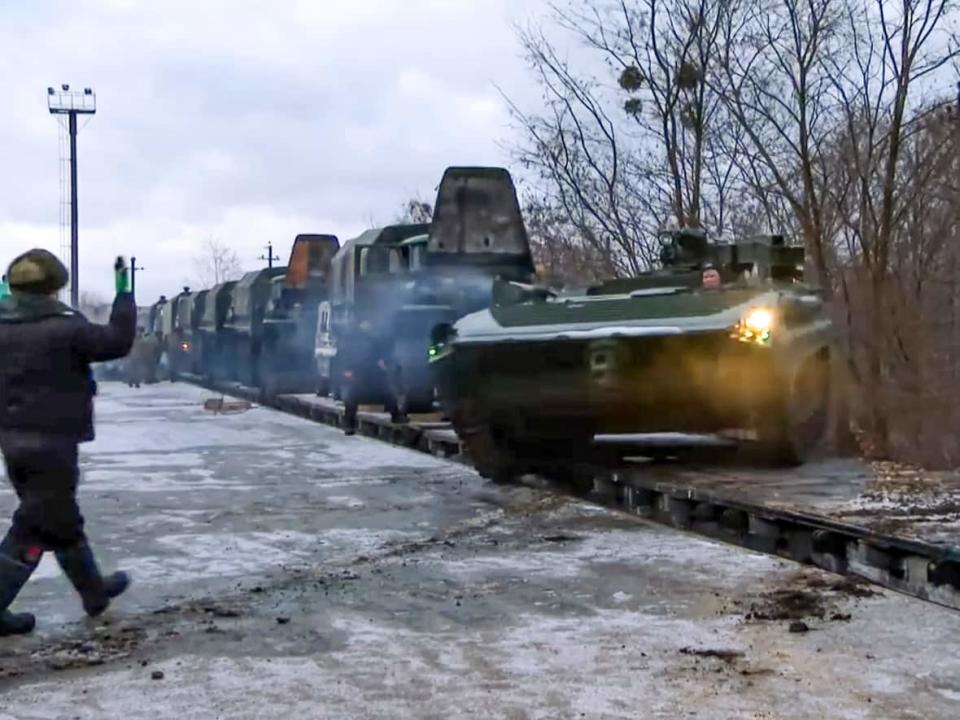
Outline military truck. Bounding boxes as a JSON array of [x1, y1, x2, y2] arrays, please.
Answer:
[[258, 234, 340, 398], [182, 289, 209, 375], [161, 288, 196, 380], [314, 166, 536, 420], [222, 266, 288, 387], [314, 223, 428, 418], [430, 229, 834, 479], [388, 167, 536, 415], [147, 295, 168, 337], [196, 280, 238, 381]]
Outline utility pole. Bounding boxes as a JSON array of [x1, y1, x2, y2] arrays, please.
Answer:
[[48, 84, 96, 308], [259, 241, 280, 269], [131, 256, 145, 297]]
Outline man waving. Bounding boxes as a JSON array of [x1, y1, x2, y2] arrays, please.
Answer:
[[0, 250, 136, 635]]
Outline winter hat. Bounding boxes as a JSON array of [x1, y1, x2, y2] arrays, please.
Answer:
[[7, 249, 69, 295]]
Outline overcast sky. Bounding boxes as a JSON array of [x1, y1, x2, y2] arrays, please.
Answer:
[[0, 0, 547, 304]]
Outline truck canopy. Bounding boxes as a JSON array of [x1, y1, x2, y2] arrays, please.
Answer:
[[427, 166, 532, 270]]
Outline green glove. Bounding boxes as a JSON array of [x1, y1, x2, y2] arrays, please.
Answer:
[[114, 256, 130, 293]]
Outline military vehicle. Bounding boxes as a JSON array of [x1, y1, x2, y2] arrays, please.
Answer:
[[222, 266, 288, 386], [386, 167, 536, 415], [314, 166, 536, 419], [147, 295, 168, 337], [196, 280, 238, 381], [430, 229, 833, 480], [258, 234, 340, 398], [314, 223, 428, 417], [182, 289, 209, 375], [161, 288, 196, 380]]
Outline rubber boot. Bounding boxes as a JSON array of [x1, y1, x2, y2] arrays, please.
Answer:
[[55, 541, 130, 618], [0, 545, 40, 636]]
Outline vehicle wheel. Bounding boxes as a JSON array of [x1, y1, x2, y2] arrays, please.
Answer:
[[451, 399, 521, 484], [259, 349, 279, 401], [315, 376, 330, 398], [758, 353, 830, 466]]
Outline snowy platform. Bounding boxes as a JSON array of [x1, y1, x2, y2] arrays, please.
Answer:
[[1, 383, 960, 718], [185, 377, 960, 611]]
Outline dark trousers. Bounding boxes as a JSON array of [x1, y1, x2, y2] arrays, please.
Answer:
[[1, 433, 85, 552]]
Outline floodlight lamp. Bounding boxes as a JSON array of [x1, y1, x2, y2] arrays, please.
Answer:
[[47, 87, 54, 95], [84, 88, 92, 95], [61, 84, 69, 91]]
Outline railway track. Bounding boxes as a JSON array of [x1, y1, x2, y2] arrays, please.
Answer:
[[181, 374, 960, 612]]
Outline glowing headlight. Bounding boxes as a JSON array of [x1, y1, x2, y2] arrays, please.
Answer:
[[734, 307, 775, 345]]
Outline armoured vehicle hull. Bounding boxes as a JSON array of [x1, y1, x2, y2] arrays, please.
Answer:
[[432, 233, 834, 479]]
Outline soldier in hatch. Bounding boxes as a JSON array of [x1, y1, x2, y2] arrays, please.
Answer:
[[0, 250, 135, 636], [701, 264, 722, 290]]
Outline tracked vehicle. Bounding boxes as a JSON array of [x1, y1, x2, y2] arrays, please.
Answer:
[[430, 229, 834, 480]]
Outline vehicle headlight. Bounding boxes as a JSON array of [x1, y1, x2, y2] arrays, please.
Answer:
[[734, 307, 774, 345], [428, 323, 457, 362]]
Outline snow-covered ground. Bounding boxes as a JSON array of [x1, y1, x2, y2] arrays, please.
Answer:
[[1, 383, 959, 719]]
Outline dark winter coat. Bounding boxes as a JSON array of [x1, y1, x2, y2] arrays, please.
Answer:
[[0, 292, 136, 441]]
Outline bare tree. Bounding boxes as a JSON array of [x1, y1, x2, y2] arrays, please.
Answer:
[[562, 0, 735, 231], [395, 196, 434, 224], [825, 0, 959, 455], [506, 0, 748, 280], [522, 192, 615, 287], [506, 25, 657, 277], [194, 236, 242, 288], [715, 0, 846, 288]]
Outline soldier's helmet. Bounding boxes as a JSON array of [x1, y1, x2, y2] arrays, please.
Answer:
[[7, 249, 69, 295]]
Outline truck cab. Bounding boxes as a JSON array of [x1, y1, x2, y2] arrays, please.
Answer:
[[314, 224, 424, 403]]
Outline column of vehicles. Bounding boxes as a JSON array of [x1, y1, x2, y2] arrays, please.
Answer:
[[142, 165, 835, 474], [143, 165, 536, 418]]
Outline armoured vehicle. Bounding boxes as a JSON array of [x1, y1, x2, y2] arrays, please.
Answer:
[[222, 266, 288, 386], [430, 229, 834, 480], [314, 166, 535, 418], [196, 280, 238, 381], [258, 234, 340, 398]]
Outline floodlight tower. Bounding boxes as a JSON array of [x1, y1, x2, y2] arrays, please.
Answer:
[[48, 84, 96, 308]]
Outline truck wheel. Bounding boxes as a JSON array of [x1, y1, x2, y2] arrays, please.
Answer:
[[758, 352, 830, 466], [315, 376, 330, 397], [259, 349, 279, 401]]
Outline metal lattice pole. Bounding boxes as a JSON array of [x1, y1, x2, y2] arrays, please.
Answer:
[[48, 85, 95, 308]]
